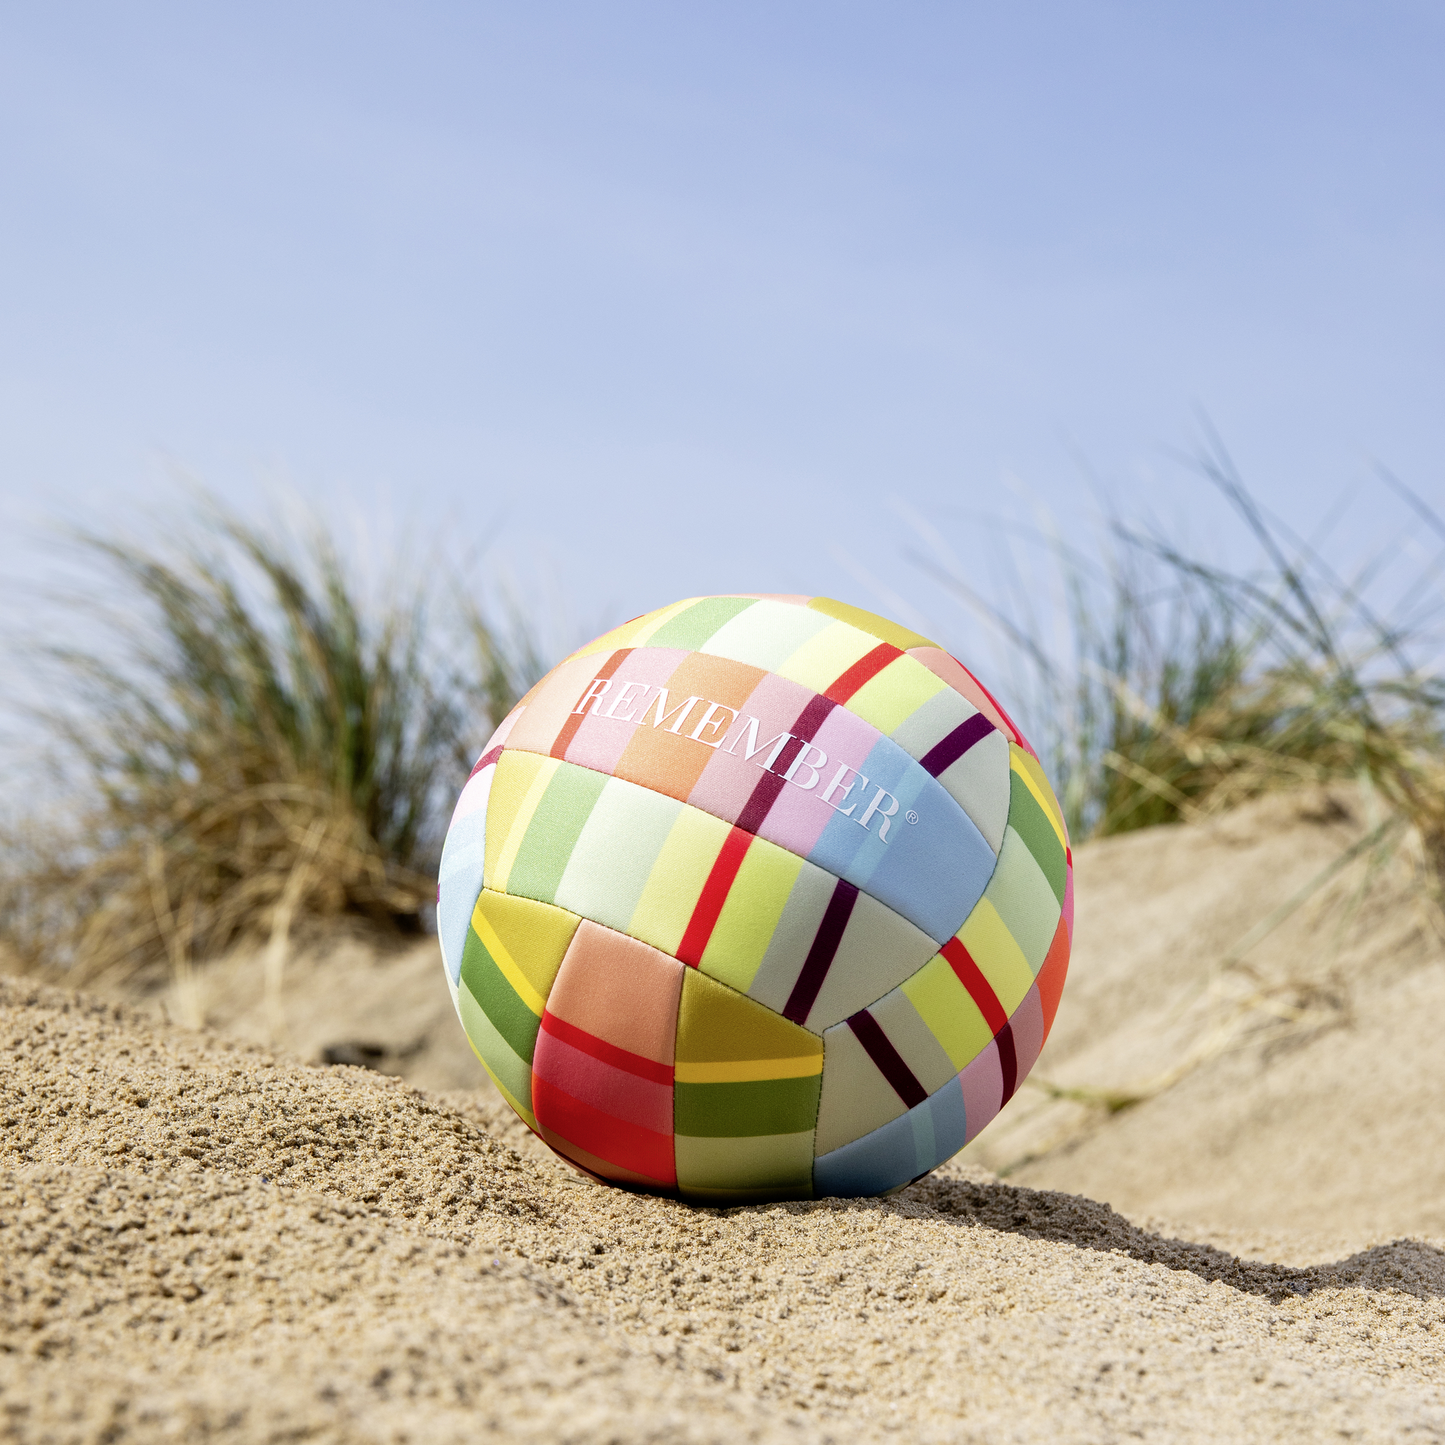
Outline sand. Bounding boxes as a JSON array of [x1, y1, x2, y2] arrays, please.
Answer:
[[4, 787, 1445, 1441], [967, 786, 1445, 1254]]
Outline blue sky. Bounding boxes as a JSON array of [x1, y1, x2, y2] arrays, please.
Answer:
[[1, 1, 1442, 656]]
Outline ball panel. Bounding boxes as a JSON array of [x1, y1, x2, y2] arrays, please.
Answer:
[[1063, 850, 1075, 938], [814, 1021, 912, 1156], [558, 649, 692, 777], [801, 734, 993, 944], [1035, 916, 1071, 1042], [905, 646, 1018, 739], [720, 852, 833, 1014], [929, 725, 1012, 851], [437, 763, 492, 986], [895, 688, 988, 762], [471, 889, 580, 1011], [561, 596, 704, 663], [677, 965, 825, 1072], [545, 919, 683, 1066], [803, 596, 936, 653], [533, 1107, 670, 1191], [675, 1135, 816, 1203], [674, 969, 822, 1201], [482, 750, 561, 892], [899, 953, 997, 1070], [858, 983, 960, 1098], [532, 921, 684, 1189], [763, 616, 881, 694], [460, 923, 543, 1065], [956, 899, 1037, 1017], [959, 1035, 1007, 1139], [813, 1074, 969, 1198], [452, 890, 582, 1134], [828, 653, 948, 735], [610, 651, 769, 799], [690, 832, 802, 990], [550, 776, 685, 931], [696, 596, 835, 671], [1009, 986, 1046, 1086], [503, 759, 613, 905], [794, 886, 938, 1034], [979, 831, 1062, 981], [457, 983, 536, 1130], [629, 807, 738, 959], [1005, 771, 1069, 908], [643, 594, 758, 652], [680, 668, 819, 821]]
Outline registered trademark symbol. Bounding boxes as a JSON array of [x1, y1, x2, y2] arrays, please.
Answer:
[[905, 809, 920, 825]]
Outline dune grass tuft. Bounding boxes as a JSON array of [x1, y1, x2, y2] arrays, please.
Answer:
[[920, 440, 1445, 875], [1, 501, 540, 987]]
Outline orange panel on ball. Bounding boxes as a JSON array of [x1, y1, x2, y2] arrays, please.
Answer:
[[531, 920, 685, 1188]]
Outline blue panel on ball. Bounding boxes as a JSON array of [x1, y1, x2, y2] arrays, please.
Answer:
[[808, 735, 997, 945], [813, 1075, 969, 1197], [437, 768, 493, 987]]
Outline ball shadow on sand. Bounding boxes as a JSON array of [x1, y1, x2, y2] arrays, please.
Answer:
[[897, 1172, 1445, 1301]]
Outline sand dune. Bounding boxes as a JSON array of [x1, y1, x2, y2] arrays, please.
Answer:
[[968, 786, 1445, 1254], [4, 787, 1445, 1440]]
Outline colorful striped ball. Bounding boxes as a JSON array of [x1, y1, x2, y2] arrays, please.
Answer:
[[437, 595, 1072, 1200]]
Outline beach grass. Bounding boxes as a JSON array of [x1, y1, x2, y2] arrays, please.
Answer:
[[0, 499, 540, 987], [920, 439, 1445, 878]]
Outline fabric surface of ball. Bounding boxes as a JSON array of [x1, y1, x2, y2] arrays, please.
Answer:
[[437, 595, 1072, 1200]]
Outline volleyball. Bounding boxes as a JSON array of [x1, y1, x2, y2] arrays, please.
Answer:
[[437, 595, 1072, 1200]]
